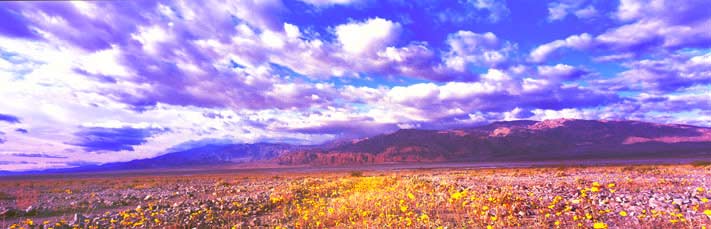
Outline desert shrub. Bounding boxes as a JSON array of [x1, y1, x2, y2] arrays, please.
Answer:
[[0, 191, 15, 200], [690, 160, 711, 167], [350, 171, 364, 177]]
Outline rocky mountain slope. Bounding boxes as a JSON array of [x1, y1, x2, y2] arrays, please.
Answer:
[[276, 119, 711, 165]]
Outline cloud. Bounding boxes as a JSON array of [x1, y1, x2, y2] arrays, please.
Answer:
[[0, 161, 35, 166], [287, 118, 398, 139], [616, 0, 711, 23], [595, 18, 711, 52], [0, 113, 21, 123], [472, 0, 510, 23], [537, 64, 587, 81], [444, 31, 514, 70], [593, 52, 711, 93], [15, 128, 28, 134], [430, 0, 510, 24], [10, 153, 68, 159], [69, 126, 169, 152], [574, 6, 598, 19], [535, 0, 711, 62], [547, 0, 598, 21], [376, 68, 617, 122], [335, 17, 402, 55], [529, 33, 593, 62]]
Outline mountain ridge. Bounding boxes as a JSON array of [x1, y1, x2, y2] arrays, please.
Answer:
[[276, 119, 711, 165]]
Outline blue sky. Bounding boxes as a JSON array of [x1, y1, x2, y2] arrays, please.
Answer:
[[0, 0, 710, 171]]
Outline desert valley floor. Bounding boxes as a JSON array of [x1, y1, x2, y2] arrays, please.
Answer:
[[1, 162, 711, 228]]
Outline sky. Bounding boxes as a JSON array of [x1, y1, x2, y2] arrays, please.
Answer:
[[0, 0, 710, 171]]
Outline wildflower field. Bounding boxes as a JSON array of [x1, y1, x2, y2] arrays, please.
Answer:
[[1, 164, 710, 228]]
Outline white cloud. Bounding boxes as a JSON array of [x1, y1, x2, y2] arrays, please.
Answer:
[[537, 64, 585, 81], [592, 53, 635, 62], [574, 6, 598, 19], [444, 31, 513, 70], [547, 3, 570, 21], [547, 0, 598, 21], [387, 83, 440, 105], [260, 30, 286, 49], [529, 33, 592, 62], [131, 25, 172, 54], [472, 0, 510, 23], [531, 108, 588, 120], [335, 17, 401, 55], [283, 23, 301, 39]]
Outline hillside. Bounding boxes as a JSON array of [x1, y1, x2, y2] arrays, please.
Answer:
[[276, 119, 711, 165]]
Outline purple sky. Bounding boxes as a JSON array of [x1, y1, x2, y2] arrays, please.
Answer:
[[0, 0, 710, 171]]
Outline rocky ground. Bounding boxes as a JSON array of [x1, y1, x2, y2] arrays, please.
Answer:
[[0, 164, 710, 228]]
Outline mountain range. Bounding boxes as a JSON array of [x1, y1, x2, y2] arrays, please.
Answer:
[[6, 119, 711, 174], [277, 119, 711, 165]]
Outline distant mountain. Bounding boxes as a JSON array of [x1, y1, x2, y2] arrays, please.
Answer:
[[95, 143, 302, 169], [7, 143, 306, 174], [276, 119, 711, 165]]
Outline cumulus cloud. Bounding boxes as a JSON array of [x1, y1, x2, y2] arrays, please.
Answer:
[[367, 68, 617, 125], [472, 0, 510, 23], [530, 33, 593, 62], [535, 0, 711, 62], [547, 0, 598, 21], [594, 52, 711, 93], [335, 18, 402, 55], [431, 0, 510, 24], [444, 31, 514, 70], [537, 64, 587, 81]]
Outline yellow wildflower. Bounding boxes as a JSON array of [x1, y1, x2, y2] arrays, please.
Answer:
[[619, 211, 628, 217], [593, 222, 608, 229], [704, 209, 711, 216], [451, 191, 465, 200], [419, 213, 430, 222]]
